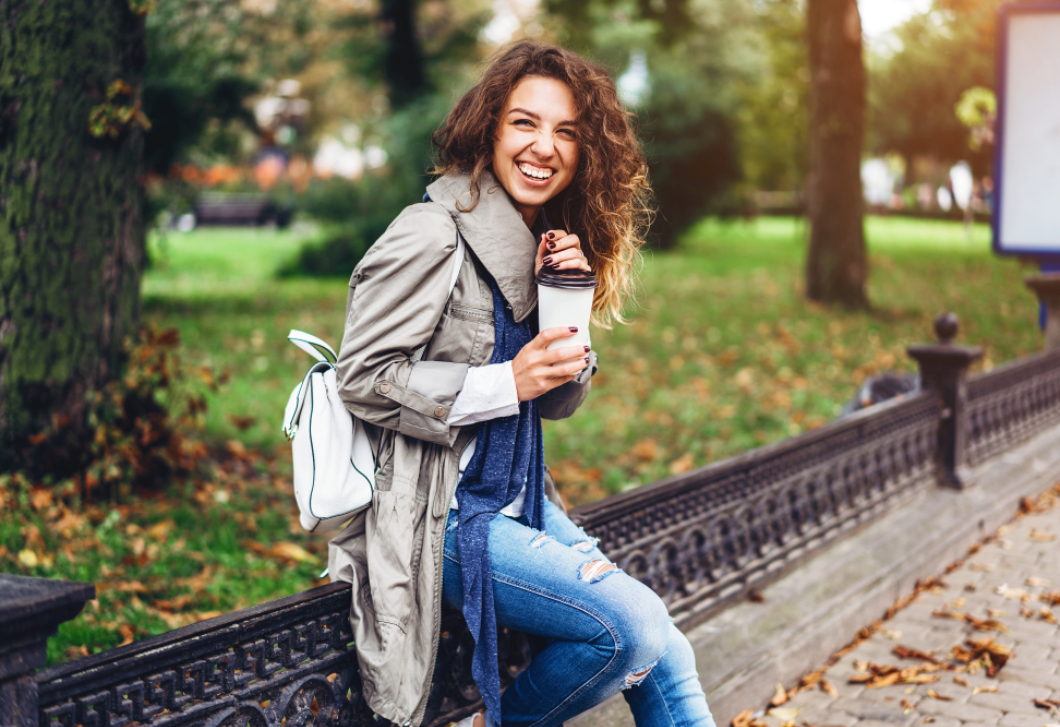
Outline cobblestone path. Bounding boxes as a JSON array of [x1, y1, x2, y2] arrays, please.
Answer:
[[734, 483, 1060, 727]]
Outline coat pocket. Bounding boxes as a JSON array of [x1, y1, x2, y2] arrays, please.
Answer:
[[366, 489, 426, 631]]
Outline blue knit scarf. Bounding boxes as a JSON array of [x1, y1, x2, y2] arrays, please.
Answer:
[[456, 277, 545, 721]]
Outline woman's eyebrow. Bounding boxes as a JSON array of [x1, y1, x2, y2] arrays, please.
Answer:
[[507, 108, 578, 126]]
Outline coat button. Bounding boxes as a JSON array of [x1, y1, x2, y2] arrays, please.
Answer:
[[380, 383, 391, 394], [434, 406, 447, 418]]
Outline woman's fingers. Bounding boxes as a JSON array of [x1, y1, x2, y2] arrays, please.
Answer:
[[542, 230, 591, 273], [536, 326, 580, 348]]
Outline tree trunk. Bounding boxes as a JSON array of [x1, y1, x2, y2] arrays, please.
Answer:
[[0, 0, 146, 467], [805, 0, 868, 308], [381, 0, 428, 109]]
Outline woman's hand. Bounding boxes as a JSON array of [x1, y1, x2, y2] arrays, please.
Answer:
[[535, 229, 591, 275], [512, 327, 590, 401]]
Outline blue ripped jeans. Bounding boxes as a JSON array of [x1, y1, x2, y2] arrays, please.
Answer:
[[442, 501, 716, 727]]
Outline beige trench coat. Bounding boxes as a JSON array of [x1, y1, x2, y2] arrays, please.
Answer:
[[327, 170, 598, 726]]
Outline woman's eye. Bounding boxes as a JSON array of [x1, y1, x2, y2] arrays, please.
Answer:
[[515, 119, 533, 127], [559, 129, 578, 139]]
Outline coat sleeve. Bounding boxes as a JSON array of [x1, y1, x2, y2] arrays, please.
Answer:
[[537, 349, 598, 420], [336, 204, 469, 447]]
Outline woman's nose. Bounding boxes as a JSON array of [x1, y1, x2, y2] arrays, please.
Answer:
[[531, 132, 555, 158]]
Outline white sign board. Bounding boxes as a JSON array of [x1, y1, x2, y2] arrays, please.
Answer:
[[994, 3, 1060, 257]]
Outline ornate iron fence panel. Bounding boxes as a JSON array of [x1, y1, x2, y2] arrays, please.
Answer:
[[36, 584, 361, 727], [966, 349, 1060, 465], [569, 392, 941, 628], [34, 584, 533, 727]]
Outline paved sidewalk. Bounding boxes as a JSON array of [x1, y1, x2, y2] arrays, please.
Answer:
[[734, 483, 1060, 727]]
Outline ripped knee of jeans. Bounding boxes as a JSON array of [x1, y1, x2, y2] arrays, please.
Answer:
[[530, 532, 554, 549], [577, 559, 617, 583], [621, 654, 664, 690]]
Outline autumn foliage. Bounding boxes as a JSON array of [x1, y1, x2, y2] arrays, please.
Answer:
[[11, 328, 219, 500]]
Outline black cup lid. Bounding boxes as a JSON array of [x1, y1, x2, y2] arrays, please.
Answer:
[[536, 268, 599, 290]]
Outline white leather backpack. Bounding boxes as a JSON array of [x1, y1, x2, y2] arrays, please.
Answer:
[[282, 233, 465, 532]]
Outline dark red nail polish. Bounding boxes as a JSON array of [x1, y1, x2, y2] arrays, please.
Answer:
[[569, 326, 578, 333], [543, 256, 553, 265], [547, 242, 556, 250], [584, 345, 590, 352], [584, 357, 590, 364], [548, 232, 556, 240]]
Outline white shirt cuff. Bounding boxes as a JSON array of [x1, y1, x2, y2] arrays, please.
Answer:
[[447, 361, 521, 426]]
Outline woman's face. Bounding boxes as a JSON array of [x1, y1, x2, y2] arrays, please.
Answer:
[[492, 75, 579, 227]]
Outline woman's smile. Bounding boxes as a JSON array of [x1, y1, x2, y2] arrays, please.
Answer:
[[492, 75, 579, 226]]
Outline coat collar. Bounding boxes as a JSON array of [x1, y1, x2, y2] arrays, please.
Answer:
[[426, 170, 538, 323]]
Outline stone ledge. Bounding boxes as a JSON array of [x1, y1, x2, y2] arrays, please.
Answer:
[[568, 423, 1060, 727]]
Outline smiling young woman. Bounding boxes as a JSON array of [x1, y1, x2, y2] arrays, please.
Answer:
[[329, 41, 714, 727]]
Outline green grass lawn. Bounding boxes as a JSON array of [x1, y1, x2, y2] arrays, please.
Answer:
[[1, 214, 1043, 664]]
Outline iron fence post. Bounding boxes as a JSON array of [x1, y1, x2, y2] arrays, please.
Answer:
[[0, 574, 94, 727], [907, 313, 983, 489]]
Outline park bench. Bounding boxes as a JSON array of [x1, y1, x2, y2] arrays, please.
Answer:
[[5, 314, 1060, 727], [192, 193, 292, 228]]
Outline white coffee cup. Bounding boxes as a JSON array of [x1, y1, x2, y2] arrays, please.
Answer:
[[536, 269, 598, 351]]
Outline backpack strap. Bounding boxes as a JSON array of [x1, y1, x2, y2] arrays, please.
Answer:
[[288, 330, 337, 363]]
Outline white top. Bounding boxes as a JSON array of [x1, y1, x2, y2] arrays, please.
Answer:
[[446, 361, 526, 516]]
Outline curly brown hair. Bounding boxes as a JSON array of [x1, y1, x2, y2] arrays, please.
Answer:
[[431, 40, 652, 327]]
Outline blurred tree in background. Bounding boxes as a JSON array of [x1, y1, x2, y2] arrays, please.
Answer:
[[805, 0, 868, 308], [867, 2, 992, 178], [284, 0, 489, 276], [0, 0, 147, 466], [545, 0, 751, 249], [142, 0, 261, 175], [734, 0, 809, 194]]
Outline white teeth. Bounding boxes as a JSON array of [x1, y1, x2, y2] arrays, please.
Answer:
[[518, 163, 553, 180]]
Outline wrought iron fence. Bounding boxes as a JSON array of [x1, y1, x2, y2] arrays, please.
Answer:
[[965, 349, 1060, 465], [10, 329, 1060, 727], [569, 391, 940, 628]]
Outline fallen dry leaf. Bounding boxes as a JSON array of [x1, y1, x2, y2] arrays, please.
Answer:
[[927, 689, 952, 701], [954, 676, 970, 687], [971, 685, 997, 696], [766, 708, 800, 722], [1040, 606, 1058, 624], [894, 645, 940, 663], [931, 610, 1009, 633], [820, 678, 839, 698], [986, 608, 1005, 618], [1041, 591, 1060, 606], [770, 683, 788, 707], [901, 698, 915, 713], [194, 610, 224, 622], [1034, 699, 1060, 716], [267, 542, 317, 564], [732, 709, 767, 727], [1026, 577, 1051, 587], [118, 624, 135, 647], [1029, 529, 1055, 542], [995, 585, 1030, 600], [969, 563, 996, 572]]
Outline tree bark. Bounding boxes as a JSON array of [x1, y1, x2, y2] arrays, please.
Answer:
[[381, 0, 428, 109], [805, 0, 868, 308], [0, 0, 146, 466]]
